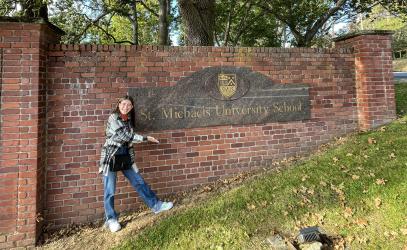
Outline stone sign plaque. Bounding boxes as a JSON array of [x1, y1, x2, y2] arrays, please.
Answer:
[[129, 66, 310, 131]]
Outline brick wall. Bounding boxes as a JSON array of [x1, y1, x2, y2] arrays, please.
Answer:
[[44, 44, 358, 228], [334, 31, 396, 130], [0, 21, 396, 247], [0, 21, 62, 248]]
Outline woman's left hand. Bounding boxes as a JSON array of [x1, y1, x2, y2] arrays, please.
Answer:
[[147, 136, 159, 144]]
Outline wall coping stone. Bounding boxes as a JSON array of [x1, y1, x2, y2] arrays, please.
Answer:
[[333, 30, 394, 42], [0, 16, 65, 35]]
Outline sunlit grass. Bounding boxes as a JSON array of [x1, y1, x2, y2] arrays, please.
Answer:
[[116, 85, 407, 250]]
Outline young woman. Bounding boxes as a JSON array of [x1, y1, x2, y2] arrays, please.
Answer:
[[99, 95, 173, 232]]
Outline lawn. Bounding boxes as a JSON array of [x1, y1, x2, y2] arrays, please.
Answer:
[[115, 84, 407, 249], [396, 82, 407, 116]]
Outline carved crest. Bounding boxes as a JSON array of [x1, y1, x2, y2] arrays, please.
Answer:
[[217, 74, 237, 99]]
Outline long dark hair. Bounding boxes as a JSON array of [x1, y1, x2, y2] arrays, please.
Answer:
[[113, 95, 136, 129]]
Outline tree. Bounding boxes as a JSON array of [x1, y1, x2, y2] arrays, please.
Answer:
[[0, 0, 16, 16], [214, 0, 281, 47], [49, 0, 171, 45], [158, 0, 170, 45], [259, 0, 353, 47], [355, 5, 407, 52], [178, 0, 215, 46], [0, 0, 48, 20]]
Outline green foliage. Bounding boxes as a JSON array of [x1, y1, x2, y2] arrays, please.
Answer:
[[357, 5, 407, 52], [261, 0, 349, 47], [49, 0, 88, 43], [359, 0, 407, 18], [0, 0, 48, 19], [214, 0, 281, 47], [48, 0, 165, 44], [0, 0, 15, 16]]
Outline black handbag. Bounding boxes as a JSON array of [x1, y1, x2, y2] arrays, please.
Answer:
[[109, 154, 132, 172]]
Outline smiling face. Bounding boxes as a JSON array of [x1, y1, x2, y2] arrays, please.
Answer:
[[118, 99, 133, 115]]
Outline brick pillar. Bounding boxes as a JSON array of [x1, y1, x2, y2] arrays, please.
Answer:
[[335, 30, 396, 130], [0, 19, 62, 247]]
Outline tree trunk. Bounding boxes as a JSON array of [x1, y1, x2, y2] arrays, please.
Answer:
[[159, 0, 169, 45], [130, 1, 139, 45], [179, 0, 215, 46]]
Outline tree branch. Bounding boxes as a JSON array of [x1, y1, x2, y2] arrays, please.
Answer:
[[93, 21, 135, 44], [306, 0, 347, 42], [137, 0, 158, 17], [73, 11, 111, 42]]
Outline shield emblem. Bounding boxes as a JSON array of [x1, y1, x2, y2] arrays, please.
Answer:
[[217, 74, 237, 99]]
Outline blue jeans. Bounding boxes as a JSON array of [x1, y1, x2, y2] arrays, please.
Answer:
[[103, 167, 161, 221]]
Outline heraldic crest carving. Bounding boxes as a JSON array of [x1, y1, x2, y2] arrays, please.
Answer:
[[217, 73, 237, 99]]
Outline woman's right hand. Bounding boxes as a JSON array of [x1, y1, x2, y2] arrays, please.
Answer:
[[147, 136, 159, 144]]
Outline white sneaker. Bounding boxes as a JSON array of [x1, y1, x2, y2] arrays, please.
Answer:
[[154, 201, 173, 214], [105, 218, 121, 232]]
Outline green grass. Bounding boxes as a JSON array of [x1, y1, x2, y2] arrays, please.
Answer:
[[396, 82, 407, 116], [116, 85, 407, 250]]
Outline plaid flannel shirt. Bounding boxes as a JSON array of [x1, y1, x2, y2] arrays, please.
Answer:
[[99, 113, 145, 175]]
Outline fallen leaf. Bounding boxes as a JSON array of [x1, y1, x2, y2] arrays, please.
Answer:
[[247, 203, 256, 210], [363, 155, 369, 159], [333, 157, 339, 163], [369, 172, 376, 177], [389, 152, 396, 159], [376, 179, 387, 185], [340, 165, 349, 173], [344, 207, 354, 218], [368, 138, 376, 144], [379, 126, 386, 132], [356, 236, 368, 244], [345, 235, 354, 243], [320, 181, 327, 187], [374, 197, 382, 208], [352, 175, 360, 180], [299, 186, 307, 194], [301, 175, 309, 182], [307, 188, 315, 195], [331, 184, 346, 202], [384, 231, 399, 240], [314, 213, 324, 223], [354, 218, 369, 227], [302, 197, 311, 204], [346, 153, 353, 156]]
